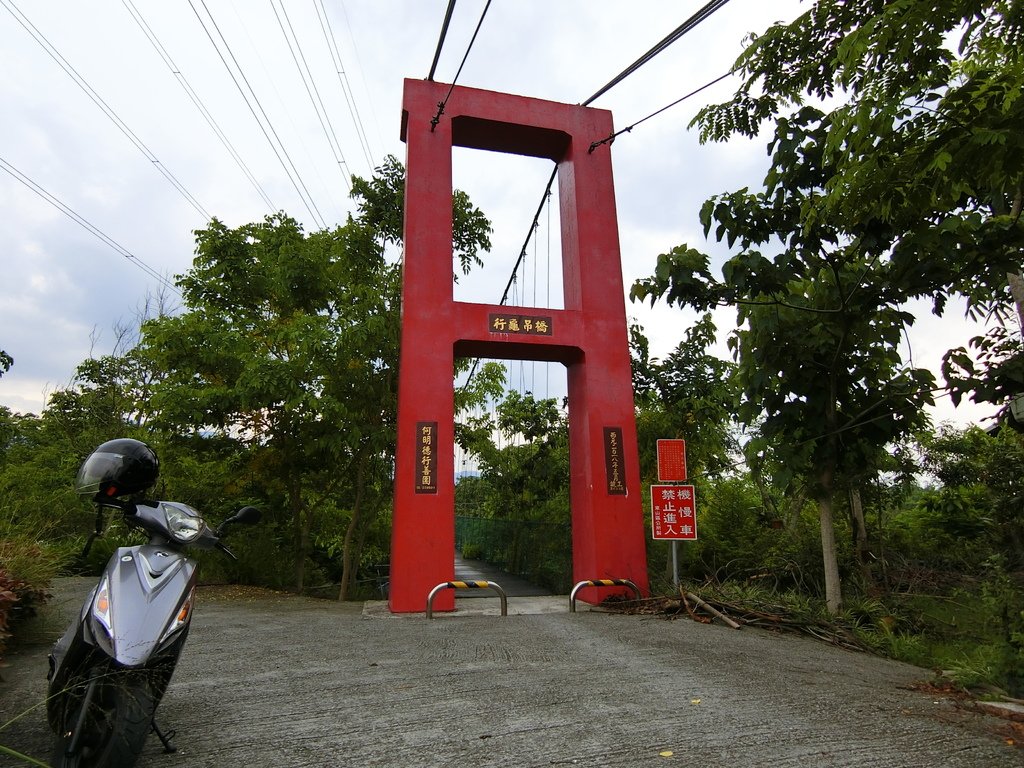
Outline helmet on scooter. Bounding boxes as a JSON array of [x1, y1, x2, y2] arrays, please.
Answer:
[[75, 438, 159, 498]]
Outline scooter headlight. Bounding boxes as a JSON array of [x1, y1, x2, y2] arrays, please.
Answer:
[[162, 502, 204, 543]]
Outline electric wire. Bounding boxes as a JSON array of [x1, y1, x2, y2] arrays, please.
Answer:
[[457, 1, 735, 399], [2, 0, 212, 222], [188, 0, 328, 230], [722, 385, 958, 476], [545, 188, 552, 399], [1, 156, 180, 296], [497, 167, 558, 307], [335, 1, 381, 170], [531, 199, 538, 392], [120, 0, 277, 213], [430, 0, 493, 131], [233, 5, 344, 221], [313, 0, 375, 172], [271, 0, 351, 191]]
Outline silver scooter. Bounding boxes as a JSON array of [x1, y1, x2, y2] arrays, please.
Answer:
[[46, 439, 260, 767]]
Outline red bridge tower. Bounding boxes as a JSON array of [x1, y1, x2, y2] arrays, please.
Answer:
[[390, 79, 649, 612]]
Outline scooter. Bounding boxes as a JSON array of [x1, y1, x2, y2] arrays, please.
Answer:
[[46, 438, 260, 767]]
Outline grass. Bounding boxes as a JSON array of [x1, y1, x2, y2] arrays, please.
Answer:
[[686, 577, 1024, 697]]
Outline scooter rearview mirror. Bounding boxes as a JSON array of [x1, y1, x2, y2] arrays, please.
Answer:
[[224, 505, 261, 527]]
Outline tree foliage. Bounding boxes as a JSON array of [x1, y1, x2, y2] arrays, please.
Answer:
[[633, 108, 937, 611], [628, 0, 1024, 611], [912, 425, 1024, 568], [138, 156, 492, 593], [454, 390, 573, 591], [630, 314, 738, 481], [698, 0, 1024, 412]]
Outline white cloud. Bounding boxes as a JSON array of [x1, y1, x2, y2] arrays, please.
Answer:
[[0, 0, 999, 435]]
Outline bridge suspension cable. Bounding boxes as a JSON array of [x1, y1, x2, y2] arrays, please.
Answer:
[[429, 0, 493, 131]]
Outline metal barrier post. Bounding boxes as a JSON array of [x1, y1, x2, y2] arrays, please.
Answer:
[[426, 580, 508, 618], [569, 578, 642, 612]]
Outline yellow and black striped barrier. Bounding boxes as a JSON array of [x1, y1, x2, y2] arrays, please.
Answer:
[[569, 578, 642, 612], [426, 580, 508, 618]]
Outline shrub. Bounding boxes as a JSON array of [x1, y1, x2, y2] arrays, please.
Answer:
[[0, 540, 60, 665]]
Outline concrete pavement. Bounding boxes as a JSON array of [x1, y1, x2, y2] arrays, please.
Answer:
[[0, 578, 1018, 767]]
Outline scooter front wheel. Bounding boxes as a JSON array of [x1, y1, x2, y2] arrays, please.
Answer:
[[51, 671, 155, 768]]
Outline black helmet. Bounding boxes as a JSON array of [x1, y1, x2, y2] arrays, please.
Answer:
[[76, 439, 159, 498]]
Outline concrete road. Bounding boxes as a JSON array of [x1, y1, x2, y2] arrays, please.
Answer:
[[0, 580, 1017, 767]]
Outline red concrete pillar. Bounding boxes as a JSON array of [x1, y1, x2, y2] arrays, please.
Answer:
[[390, 79, 649, 612]]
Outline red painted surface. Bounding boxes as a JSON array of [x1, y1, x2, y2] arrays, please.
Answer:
[[651, 484, 698, 541], [657, 439, 688, 482], [390, 79, 649, 612]]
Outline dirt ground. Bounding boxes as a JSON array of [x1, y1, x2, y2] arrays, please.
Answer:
[[1, 579, 1020, 767]]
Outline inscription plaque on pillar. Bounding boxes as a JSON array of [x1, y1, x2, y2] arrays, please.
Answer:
[[416, 421, 438, 494], [604, 426, 626, 495]]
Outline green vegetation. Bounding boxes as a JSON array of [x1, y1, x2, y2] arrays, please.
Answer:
[[2, 1, 1022, 698], [630, 0, 1022, 692]]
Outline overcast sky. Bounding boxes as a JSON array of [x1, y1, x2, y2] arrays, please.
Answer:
[[0, 0, 995, 429]]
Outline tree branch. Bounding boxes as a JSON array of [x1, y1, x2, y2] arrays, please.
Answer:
[[727, 297, 843, 314]]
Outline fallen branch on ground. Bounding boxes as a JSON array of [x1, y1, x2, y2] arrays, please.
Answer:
[[603, 588, 871, 652]]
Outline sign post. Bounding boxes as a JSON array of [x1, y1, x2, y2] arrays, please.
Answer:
[[650, 483, 697, 586], [655, 439, 691, 586]]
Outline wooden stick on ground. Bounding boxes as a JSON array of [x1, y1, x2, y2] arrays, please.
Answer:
[[684, 591, 742, 630], [679, 590, 710, 624]]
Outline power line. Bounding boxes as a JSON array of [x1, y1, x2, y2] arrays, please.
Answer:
[[2, 0, 212, 222], [724, 385, 957, 476], [188, 0, 328, 230], [588, 71, 733, 153], [505, 1, 737, 301], [119, 0, 277, 213], [270, 0, 351, 191], [0, 156, 181, 296], [314, 0, 376, 172], [498, 168, 557, 307], [468, 0, 736, 394]]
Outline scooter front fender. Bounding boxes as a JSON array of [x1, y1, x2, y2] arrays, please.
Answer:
[[99, 544, 198, 668]]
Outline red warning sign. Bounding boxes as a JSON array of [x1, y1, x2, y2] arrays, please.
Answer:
[[651, 484, 697, 540]]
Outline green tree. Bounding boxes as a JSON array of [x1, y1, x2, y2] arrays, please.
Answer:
[[0, 350, 11, 378], [460, 390, 571, 524], [140, 156, 492, 594], [697, 0, 1024, 409], [630, 314, 738, 481], [140, 211, 397, 593], [913, 425, 1024, 567], [634, 109, 937, 614], [632, 0, 1024, 613], [455, 390, 572, 589]]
